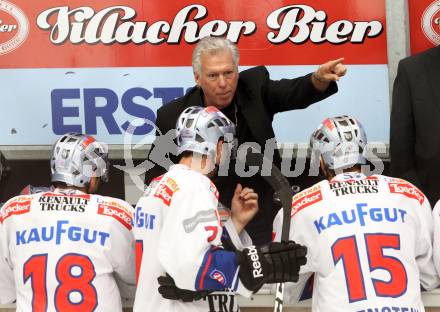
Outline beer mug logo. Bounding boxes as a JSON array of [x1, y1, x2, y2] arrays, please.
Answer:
[[422, 0, 440, 46]]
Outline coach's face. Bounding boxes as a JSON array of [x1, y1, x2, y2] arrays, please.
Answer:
[[195, 49, 238, 110]]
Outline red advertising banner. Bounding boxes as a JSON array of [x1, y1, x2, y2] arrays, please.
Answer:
[[409, 0, 440, 55], [0, 0, 387, 68]]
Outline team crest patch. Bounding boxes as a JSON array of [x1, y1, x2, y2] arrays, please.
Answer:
[[388, 182, 425, 205], [291, 186, 322, 218], [209, 269, 227, 286]]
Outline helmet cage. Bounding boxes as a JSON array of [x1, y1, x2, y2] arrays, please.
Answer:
[[176, 106, 236, 160], [50, 133, 109, 188], [310, 116, 367, 170]]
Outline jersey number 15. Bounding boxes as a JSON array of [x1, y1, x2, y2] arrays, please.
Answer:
[[332, 233, 407, 303]]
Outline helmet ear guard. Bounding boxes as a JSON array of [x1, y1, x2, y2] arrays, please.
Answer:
[[50, 133, 109, 188], [310, 116, 367, 171]]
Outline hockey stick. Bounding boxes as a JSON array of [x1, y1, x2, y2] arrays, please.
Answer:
[[237, 150, 293, 312]]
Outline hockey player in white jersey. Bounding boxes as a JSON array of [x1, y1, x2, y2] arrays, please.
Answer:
[[430, 176, 440, 280], [133, 106, 307, 312], [0, 151, 15, 305], [0, 133, 136, 311], [273, 116, 440, 312]]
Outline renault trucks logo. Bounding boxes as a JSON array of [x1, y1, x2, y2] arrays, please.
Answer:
[[422, 0, 440, 46], [0, 0, 29, 55]]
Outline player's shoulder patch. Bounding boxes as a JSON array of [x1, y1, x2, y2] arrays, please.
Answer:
[[291, 184, 323, 218], [96, 196, 134, 230], [154, 176, 180, 206], [0, 195, 33, 223], [386, 177, 425, 205]]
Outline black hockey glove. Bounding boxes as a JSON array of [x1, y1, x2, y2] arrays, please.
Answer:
[[157, 274, 212, 302], [237, 241, 307, 293]]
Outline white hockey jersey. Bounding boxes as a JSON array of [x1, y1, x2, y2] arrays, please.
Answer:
[[133, 164, 252, 312], [0, 203, 15, 304], [273, 172, 439, 312], [0, 188, 136, 312], [430, 200, 440, 279]]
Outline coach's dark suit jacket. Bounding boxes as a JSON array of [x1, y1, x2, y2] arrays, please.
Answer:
[[391, 45, 440, 207], [145, 66, 337, 244]]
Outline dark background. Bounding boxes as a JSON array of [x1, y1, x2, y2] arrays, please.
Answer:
[[0, 159, 126, 203], [0, 157, 390, 204]]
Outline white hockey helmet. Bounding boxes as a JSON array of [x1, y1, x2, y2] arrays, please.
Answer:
[[176, 106, 236, 159], [310, 115, 367, 170], [51, 133, 109, 187]]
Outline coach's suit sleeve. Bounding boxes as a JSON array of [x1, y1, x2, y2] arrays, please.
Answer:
[[390, 60, 422, 189], [241, 66, 338, 114]]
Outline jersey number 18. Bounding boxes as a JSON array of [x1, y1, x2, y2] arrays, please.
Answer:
[[23, 253, 98, 312]]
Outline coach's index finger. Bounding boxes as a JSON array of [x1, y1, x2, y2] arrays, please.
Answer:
[[328, 57, 345, 69]]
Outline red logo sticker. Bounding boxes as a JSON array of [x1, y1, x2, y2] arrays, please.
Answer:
[[98, 204, 133, 230], [291, 190, 322, 217], [0, 197, 31, 223], [154, 183, 174, 206], [389, 182, 425, 205]]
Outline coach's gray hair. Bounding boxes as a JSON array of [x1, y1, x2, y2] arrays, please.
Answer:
[[192, 37, 240, 75]]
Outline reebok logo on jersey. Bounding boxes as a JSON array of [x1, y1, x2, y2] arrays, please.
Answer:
[[209, 269, 227, 286], [389, 182, 425, 205], [291, 189, 322, 218], [0, 197, 31, 223], [247, 246, 263, 279], [98, 204, 132, 230]]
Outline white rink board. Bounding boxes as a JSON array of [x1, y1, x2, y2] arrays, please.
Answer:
[[0, 65, 389, 146]]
